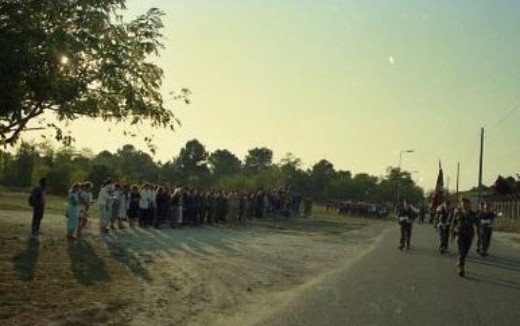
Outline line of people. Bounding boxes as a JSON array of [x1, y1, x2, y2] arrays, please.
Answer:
[[67, 179, 304, 235], [396, 197, 496, 277]]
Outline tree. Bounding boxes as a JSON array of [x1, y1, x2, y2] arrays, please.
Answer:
[[310, 159, 337, 198], [245, 147, 273, 172], [0, 0, 189, 146], [2, 141, 37, 187], [87, 164, 116, 192], [279, 152, 302, 176], [378, 167, 423, 203], [349, 173, 379, 201], [176, 139, 210, 186], [115, 144, 158, 182], [493, 175, 516, 195], [209, 149, 242, 177]]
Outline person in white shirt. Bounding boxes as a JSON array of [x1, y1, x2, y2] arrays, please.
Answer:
[[98, 179, 114, 234], [117, 183, 130, 229], [110, 183, 122, 229], [77, 182, 94, 238], [148, 185, 157, 227], [138, 183, 150, 227]]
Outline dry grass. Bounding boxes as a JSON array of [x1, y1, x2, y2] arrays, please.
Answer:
[[0, 194, 386, 326], [0, 189, 100, 217], [0, 222, 139, 326]]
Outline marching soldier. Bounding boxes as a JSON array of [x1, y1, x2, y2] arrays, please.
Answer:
[[436, 201, 452, 254], [450, 197, 477, 277], [478, 202, 496, 257], [396, 200, 417, 251]]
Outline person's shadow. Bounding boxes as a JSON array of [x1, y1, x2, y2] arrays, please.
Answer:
[[68, 240, 112, 286], [12, 237, 40, 281]]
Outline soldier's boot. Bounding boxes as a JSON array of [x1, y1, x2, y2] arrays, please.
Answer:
[[457, 265, 465, 277]]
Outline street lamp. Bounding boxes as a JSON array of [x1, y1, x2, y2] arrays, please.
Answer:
[[399, 150, 415, 169], [396, 150, 415, 209]]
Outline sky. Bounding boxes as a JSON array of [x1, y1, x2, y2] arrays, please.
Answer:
[[26, 0, 520, 191]]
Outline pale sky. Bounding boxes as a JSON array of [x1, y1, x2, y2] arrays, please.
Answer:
[[26, 0, 520, 191]]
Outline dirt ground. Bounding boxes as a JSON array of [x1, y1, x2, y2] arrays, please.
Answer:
[[0, 209, 389, 326]]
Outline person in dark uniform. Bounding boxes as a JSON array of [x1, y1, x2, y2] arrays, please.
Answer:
[[450, 197, 477, 277], [128, 185, 141, 227], [477, 202, 496, 257], [436, 201, 453, 254], [396, 200, 416, 250], [29, 177, 47, 237], [475, 202, 483, 254], [154, 187, 170, 228]]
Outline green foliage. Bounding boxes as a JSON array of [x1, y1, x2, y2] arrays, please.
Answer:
[[245, 147, 273, 173], [0, 139, 425, 202], [209, 149, 242, 177], [1, 142, 37, 187], [174, 139, 210, 187], [0, 0, 186, 146]]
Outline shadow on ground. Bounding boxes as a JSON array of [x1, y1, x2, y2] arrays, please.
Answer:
[[67, 240, 112, 286], [12, 237, 40, 281]]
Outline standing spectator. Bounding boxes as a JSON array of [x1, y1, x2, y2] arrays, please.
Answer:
[[110, 183, 122, 229], [154, 187, 170, 228], [77, 182, 94, 238], [228, 191, 239, 223], [138, 184, 150, 227], [66, 183, 80, 240], [116, 184, 130, 229], [217, 191, 229, 223], [148, 184, 157, 227], [29, 177, 47, 237], [256, 188, 265, 218], [238, 192, 246, 222], [171, 187, 183, 227], [98, 179, 113, 234], [128, 185, 141, 227], [206, 191, 215, 225]]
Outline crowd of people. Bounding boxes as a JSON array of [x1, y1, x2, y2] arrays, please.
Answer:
[[396, 197, 497, 277], [63, 179, 309, 238], [28, 176, 497, 278], [325, 200, 391, 218]]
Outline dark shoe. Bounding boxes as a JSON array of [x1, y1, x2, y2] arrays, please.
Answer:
[[457, 266, 465, 277], [398, 245, 404, 251]]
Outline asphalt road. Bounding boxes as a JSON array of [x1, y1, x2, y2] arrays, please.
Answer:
[[257, 223, 520, 326]]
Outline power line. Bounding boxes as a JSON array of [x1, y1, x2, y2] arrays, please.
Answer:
[[487, 102, 520, 132]]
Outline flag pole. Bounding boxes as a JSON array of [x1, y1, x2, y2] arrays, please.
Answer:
[[478, 128, 484, 203], [456, 162, 460, 196]]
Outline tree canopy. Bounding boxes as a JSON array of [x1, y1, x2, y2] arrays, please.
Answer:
[[0, 139, 425, 205], [0, 0, 188, 146]]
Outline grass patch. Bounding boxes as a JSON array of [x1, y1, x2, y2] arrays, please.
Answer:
[[248, 205, 387, 236], [0, 190, 100, 217]]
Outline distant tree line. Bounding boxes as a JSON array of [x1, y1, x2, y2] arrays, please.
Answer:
[[0, 139, 424, 203], [491, 175, 520, 197]]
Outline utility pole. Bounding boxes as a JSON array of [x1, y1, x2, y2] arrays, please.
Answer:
[[396, 150, 415, 208], [478, 128, 484, 203], [456, 162, 460, 196]]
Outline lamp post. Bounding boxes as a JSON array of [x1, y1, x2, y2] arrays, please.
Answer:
[[396, 150, 415, 209], [399, 150, 415, 169]]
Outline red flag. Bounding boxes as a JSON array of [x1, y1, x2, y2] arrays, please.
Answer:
[[430, 160, 444, 210]]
